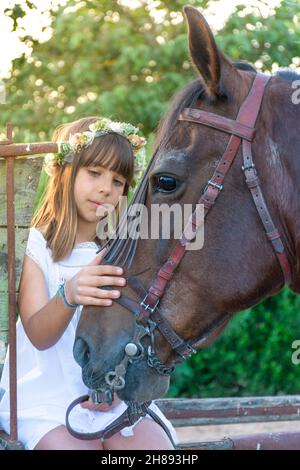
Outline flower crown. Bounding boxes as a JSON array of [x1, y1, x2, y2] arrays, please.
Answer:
[[43, 117, 147, 184]]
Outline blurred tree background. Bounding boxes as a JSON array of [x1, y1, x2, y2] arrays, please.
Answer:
[[1, 0, 300, 398]]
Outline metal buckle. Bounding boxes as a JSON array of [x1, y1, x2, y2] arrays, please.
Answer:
[[207, 179, 223, 191], [186, 344, 197, 356], [242, 163, 256, 172], [178, 343, 197, 360], [91, 388, 113, 405], [140, 295, 159, 314]]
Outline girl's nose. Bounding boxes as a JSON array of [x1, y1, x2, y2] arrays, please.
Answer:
[[98, 177, 112, 194]]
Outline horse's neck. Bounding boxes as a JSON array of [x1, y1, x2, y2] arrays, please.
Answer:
[[265, 77, 300, 293]]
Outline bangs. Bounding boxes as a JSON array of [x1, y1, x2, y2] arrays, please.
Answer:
[[80, 133, 134, 183], [52, 117, 135, 185]]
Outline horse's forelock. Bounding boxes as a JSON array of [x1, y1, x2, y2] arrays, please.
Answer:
[[154, 79, 205, 154], [154, 61, 256, 155]]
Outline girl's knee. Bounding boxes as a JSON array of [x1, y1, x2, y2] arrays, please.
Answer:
[[103, 418, 174, 450], [134, 418, 175, 449], [34, 425, 104, 450]]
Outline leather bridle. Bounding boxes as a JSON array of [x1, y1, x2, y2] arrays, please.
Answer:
[[66, 73, 292, 444]]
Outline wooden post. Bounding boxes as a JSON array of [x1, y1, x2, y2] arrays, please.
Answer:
[[0, 124, 58, 448]]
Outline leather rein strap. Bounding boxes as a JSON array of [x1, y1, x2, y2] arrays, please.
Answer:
[[65, 394, 176, 447]]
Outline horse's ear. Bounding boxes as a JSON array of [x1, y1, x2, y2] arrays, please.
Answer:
[[183, 5, 238, 98]]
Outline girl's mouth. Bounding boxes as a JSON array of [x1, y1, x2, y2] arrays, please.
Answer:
[[89, 201, 112, 218], [89, 200, 104, 208]]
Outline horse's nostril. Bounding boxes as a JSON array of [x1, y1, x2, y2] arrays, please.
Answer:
[[73, 337, 90, 367]]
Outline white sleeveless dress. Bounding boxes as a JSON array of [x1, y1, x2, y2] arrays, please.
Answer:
[[0, 227, 177, 449]]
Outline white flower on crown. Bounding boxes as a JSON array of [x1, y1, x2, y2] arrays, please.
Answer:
[[109, 122, 124, 134], [43, 153, 55, 176], [69, 131, 94, 151]]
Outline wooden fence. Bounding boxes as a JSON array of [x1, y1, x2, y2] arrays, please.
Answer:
[[0, 154, 43, 360], [0, 124, 58, 447]]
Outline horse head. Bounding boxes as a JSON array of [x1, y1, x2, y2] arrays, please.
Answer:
[[73, 6, 300, 405]]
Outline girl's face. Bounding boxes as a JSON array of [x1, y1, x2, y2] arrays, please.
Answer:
[[74, 165, 127, 223]]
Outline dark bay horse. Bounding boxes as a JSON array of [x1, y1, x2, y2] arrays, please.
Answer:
[[73, 6, 300, 405]]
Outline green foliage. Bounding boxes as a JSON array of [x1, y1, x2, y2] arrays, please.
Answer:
[[2, 0, 300, 398], [218, 1, 300, 70], [2, 0, 300, 142], [0, 0, 195, 140], [168, 289, 300, 398]]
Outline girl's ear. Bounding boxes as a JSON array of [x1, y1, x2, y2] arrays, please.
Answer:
[[183, 5, 240, 99]]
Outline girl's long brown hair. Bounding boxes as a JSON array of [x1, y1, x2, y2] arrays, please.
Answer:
[[31, 116, 134, 262]]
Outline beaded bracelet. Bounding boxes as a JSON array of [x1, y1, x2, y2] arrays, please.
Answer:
[[57, 282, 78, 309]]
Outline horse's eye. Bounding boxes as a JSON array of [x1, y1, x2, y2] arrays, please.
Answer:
[[153, 175, 178, 192]]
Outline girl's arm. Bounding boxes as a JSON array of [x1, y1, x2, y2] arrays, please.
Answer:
[[18, 251, 125, 350], [18, 255, 76, 350]]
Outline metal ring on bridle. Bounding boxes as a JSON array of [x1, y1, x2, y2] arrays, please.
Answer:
[[105, 371, 126, 390]]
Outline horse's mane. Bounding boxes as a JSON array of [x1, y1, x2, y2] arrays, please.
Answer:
[[275, 68, 300, 81]]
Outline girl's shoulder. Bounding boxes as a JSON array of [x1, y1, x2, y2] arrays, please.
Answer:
[[26, 226, 51, 275], [27, 226, 48, 251], [35, 225, 48, 237], [30, 225, 48, 239]]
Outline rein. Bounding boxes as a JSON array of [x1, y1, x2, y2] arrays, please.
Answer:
[[66, 395, 176, 446], [66, 73, 292, 444]]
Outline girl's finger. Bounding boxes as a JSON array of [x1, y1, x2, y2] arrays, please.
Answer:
[[76, 286, 120, 299], [80, 400, 114, 412], [80, 400, 97, 410], [88, 265, 124, 276], [87, 248, 107, 266], [81, 275, 126, 287], [94, 402, 117, 411], [74, 295, 113, 306]]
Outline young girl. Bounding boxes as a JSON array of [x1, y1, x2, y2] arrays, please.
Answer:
[[0, 116, 176, 450]]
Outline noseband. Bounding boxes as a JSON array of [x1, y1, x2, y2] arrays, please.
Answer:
[[66, 73, 292, 442]]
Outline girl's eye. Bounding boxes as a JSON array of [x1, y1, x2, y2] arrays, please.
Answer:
[[88, 169, 124, 186], [88, 170, 100, 177], [114, 180, 124, 186], [152, 175, 178, 193]]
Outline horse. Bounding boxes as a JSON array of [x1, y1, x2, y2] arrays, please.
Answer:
[[72, 6, 300, 412]]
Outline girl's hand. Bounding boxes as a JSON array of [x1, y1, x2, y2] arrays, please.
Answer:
[[64, 248, 126, 307], [80, 394, 122, 412]]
